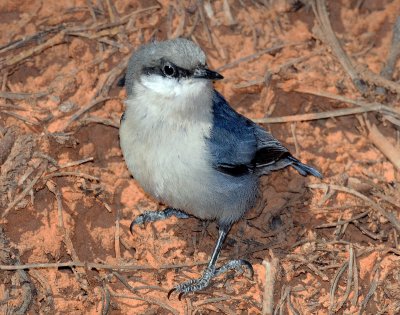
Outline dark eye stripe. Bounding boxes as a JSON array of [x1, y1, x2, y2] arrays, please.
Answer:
[[142, 61, 195, 80], [142, 66, 163, 76], [175, 66, 192, 79]]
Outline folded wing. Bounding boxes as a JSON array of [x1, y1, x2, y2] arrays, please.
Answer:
[[208, 91, 322, 179]]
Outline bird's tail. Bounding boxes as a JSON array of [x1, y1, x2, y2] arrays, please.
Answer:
[[287, 156, 322, 179]]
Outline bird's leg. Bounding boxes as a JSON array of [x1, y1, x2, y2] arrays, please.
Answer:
[[130, 207, 190, 233], [168, 223, 254, 298]]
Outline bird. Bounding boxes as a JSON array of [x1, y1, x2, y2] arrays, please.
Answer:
[[119, 38, 322, 297]]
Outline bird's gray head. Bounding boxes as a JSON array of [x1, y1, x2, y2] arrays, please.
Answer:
[[125, 38, 223, 99]]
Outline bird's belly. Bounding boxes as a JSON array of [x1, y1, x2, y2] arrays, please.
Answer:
[[120, 121, 258, 223], [121, 122, 211, 210], [131, 139, 209, 205]]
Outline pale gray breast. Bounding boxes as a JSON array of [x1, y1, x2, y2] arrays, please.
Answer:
[[119, 99, 214, 210], [120, 90, 259, 224], [121, 117, 258, 224]]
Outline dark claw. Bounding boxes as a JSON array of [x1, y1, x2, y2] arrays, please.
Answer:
[[167, 287, 186, 300], [242, 260, 254, 279], [178, 292, 185, 301], [129, 217, 144, 234], [167, 287, 176, 300], [129, 221, 136, 235]]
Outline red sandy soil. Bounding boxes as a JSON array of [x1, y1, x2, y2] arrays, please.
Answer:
[[1, 0, 400, 314]]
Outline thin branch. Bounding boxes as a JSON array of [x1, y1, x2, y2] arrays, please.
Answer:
[[28, 269, 55, 313], [0, 33, 66, 68], [43, 171, 100, 182], [101, 284, 111, 315], [234, 49, 323, 89], [315, 210, 370, 229], [335, 245, 354, 311], [46, 180, 64, 228], [329, 261, 348, 312], [0, 24, 65, 55], [114, 207, 121, 262], [110, 292, 179, 315], [217, 42, 307, 72], [0, 111, 40, 126], [0, 91, 48, 100], [311, 0, 367, 92], [47, 157, 94, 172], [308, 183, 400, 233], [262, 254, 279, 315], [359, 266, 380, 313], [62, 96, 111, 131], [81, 116, 119, 128], [0, 260, 209, 271], [2, 161, 48, 218], [112, 272, 168, 293], [376, 16, 400, 95], [294, 88, 400, 114], [253, 104, 386, 124], [365, 120, 400, 171]]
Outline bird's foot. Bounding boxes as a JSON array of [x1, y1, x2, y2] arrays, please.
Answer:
[[168, 259, 253, 299], [130, 208, 189, 234], [214, 259, 254, 278]]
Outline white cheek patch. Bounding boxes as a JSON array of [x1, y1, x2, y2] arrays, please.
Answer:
[[140, 75, 208, 99]]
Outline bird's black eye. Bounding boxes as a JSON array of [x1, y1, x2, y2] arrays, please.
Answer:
[[163, 64, 175, 77]]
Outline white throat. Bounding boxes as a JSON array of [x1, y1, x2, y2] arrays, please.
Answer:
[[119, 74, 215, 210], [128, 75, 213, 123]]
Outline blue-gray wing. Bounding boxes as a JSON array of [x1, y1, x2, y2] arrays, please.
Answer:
[[207, 91, 322, 178], [207, 91, 290, 177]]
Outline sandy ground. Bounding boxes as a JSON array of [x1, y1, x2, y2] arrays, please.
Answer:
[[1, 0, 400, 314]]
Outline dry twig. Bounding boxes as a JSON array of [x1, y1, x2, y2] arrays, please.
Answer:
[[0, 32, 66, 68], [376, 16, 400, 95], [47, 157, 94, 172], [197, 0, 212, 44], [0, 228, 35, 314], [62, 96, 111, 131], [253, 103, 387, 124], [257, 88, 400, 124], [29, 269, 55, 313], [293, 89, 400, 116], [81, 116, 119, 128], [329, 260, 348, 313], [0, 260, 209, 271], [365, 120, 400, 171], [311, 0, 367, 93], [312, 0, 400, 94], [114, 206, 121, 262], [216, 42, 306, 72], [262, 254, 279, 315], [109, 291, 179, 315], [2, 160, 48, 218], [315, 210, 370, 229], [0, 111, 40, 126], [335, 245, 355, 311], [309, 183, 400, 233], [44, 171, 100, 182], [0, 91, 48, 100], [0, 24, 65, 55], [46, 180, 64, 228], [360, 263, 380, 313], [113, 272, 168, 293], [101, 283, 111, 315]]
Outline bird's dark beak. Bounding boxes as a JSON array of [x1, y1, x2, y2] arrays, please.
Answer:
[[193, 68, 224, 80]]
